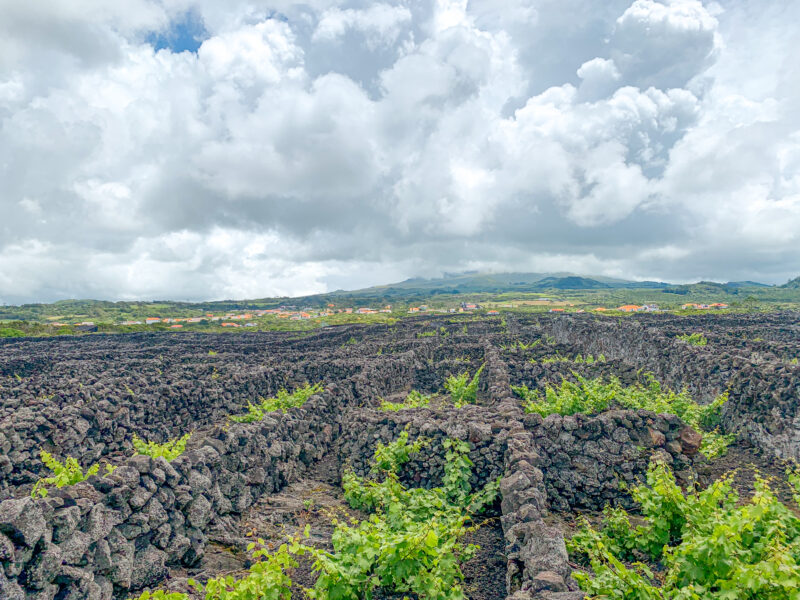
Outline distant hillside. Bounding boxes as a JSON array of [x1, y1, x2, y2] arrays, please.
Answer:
[[326, 272, 670, 298], [2, 271, 793, 323], [782, 276, 800, 289], [726, 281, 772, 288]]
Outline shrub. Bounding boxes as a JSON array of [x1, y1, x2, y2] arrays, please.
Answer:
[[512, 374, 732, 458], [132, 433, 191, 461], [445, 365, 484, 408], [533, 353, 606, 364], [677, 332, 708, 346], [298, 432, 499, 600], [501, 339, 540, 351], [131, 543, 295, 600], [196, 542, 295, 600], [230, 382, 324, 422], [0, 327, 25, 338], [31, 451, 101, 498], [568, 461, 800, 599], [380, 390, 433, 412], [128, 592, 188, 600]]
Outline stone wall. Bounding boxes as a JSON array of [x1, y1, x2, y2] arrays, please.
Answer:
[[0, 349, 425, 497], [0, 384, 357, 599], [525, 410, 698, 512], [531, 314, 800, 461]]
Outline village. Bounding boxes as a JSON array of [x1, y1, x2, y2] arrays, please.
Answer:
[[57, 300, 728, 330]]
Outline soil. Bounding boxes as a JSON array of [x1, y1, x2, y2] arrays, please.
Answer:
[[166, 453, 507, 599], [694, 441, 797, 505]]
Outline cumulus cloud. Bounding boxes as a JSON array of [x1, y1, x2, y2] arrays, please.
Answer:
[[0, 0, 799, 303], [313, 4, 412, 47]]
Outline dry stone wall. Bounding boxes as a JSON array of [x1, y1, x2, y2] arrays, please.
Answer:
[[1, 313, 795, 599]]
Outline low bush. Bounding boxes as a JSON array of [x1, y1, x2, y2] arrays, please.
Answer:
[[129, 542, 295, 600], [531, 353, 606, 364], [444, 365, 484, 408], [31, 451, 101, 498], [230, 382, 324, 422], [677, 332, 708, 346], [0, 327, 25, 338], [132, 433, 191, 461], [299, 431, 499, 600], [568, 460, 800, 599], [512, 374, 732, 458], [380, 389, 433, 412]]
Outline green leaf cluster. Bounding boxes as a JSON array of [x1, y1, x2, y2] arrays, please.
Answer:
[[512, 374, 733, 458], [444, 365, 484, 408], [298, 432, 499, 600], [31, 450, 101, 498], [677, 332, 708, 346], [501, 339, 541, 351], [128, 592, 189, 600], [568, 461, 800, 599], [532, 353, 606, 364], [379, 390, 433, 412], [129, 543, 295, 600], [132, 433, 191, 461], [230, 382, 324, 422]]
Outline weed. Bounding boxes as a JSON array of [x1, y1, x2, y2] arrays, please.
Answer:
[[380, 390, 433, 412], [31, 451, 101, 498], [677, 332, 708, 346], [445, 365, 484, 408], [230, 382, 324, 422], [132, 433, 191, 461]]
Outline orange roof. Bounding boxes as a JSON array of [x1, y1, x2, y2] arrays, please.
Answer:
[[617, 305, 641, 311], [170, 324, 183, 328], [593, 307, 608, 311]]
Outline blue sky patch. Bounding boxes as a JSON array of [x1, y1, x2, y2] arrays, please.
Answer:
[[147, 11, 207, 54]]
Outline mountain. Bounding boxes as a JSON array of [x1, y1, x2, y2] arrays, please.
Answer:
[[1, 272, 790, 322], [321, 272, 656, 298], [782, 276, 800, 289], [726, 281, 772, 288]]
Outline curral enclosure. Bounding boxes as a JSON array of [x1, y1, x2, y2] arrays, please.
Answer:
[[0, 312, 799, 599]]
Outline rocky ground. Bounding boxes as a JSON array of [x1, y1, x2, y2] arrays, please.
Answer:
[[0, 311, 798, 599]]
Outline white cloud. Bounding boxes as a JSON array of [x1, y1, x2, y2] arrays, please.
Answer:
[[313, 4, 412, 47], [612, 0, 720, 88], [0, 0, 799, 303]]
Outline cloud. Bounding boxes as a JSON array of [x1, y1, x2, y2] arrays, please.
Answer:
[[0, 0, 799, 303], [313, 4, 412, 47]]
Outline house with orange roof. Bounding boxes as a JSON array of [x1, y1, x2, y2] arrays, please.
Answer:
[[617, 305, 642, 312], [549, 308, 565, 313], [221, 322, 239, 327], [593, 307, 608, 312]]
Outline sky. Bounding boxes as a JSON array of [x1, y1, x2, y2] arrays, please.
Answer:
[[1, 0, 799, 303]]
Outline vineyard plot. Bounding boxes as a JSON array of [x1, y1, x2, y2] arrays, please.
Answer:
[[0, 312, 798, 599]]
